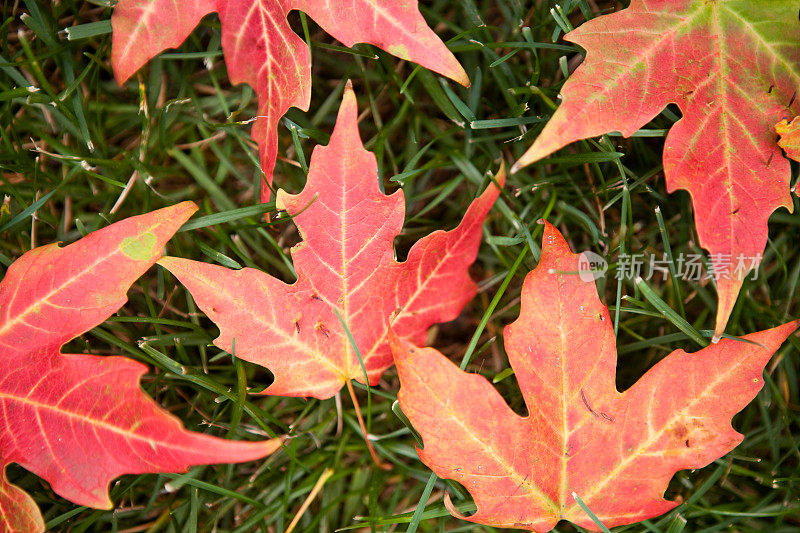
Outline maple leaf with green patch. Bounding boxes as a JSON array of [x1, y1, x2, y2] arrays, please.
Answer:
[[392, 221, 797, 531], [513, 0, 800, 339], [0, 203, 282, 532]]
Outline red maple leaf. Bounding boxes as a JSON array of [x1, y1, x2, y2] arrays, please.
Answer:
[[111, 0, 468, 202], [159, 82, 502, 400], [159, 83, 501, 466], [0, 203, 281, 532], [391, 221, 797, 531], [512, 1, 800, 339]]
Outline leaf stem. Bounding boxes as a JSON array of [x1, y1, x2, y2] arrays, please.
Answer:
[[346, 379, 391, 470]]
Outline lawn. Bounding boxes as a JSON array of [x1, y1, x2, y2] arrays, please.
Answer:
[[2, 0, 799, 531]]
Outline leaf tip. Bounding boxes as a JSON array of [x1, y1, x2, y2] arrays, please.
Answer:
[[713, 276, 745, 342], [264, 436, 287, 456], [274, 188, 291, 212], [341, 79, 357, 114], [112, 64, 134, 88], [444, 491, 470, 520], [387, 324, 402, 354], [155, 255, 177, 269], [493, 160, 507, 188], [453, 68, 471, 88], [324, 79, 362, 150], [538, 219, 561, 242], [172, 200, 199, 220], [512, 148, 541, 174]]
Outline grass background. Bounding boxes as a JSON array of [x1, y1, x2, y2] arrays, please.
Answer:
[[2, 0, 800, 531]]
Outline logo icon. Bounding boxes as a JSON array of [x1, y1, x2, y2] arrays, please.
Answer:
[[577, 251, 607, 282]]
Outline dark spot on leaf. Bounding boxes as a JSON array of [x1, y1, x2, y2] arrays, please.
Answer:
[[672, 423, 688, 440]]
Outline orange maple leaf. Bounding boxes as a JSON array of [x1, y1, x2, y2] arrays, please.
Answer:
[[392, 221, 797, 531]]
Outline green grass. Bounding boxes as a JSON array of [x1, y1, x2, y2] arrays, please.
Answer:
[[2, 0, 799, 531]]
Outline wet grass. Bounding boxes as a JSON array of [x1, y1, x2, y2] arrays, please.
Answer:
[[2, 0, 799, 531]]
